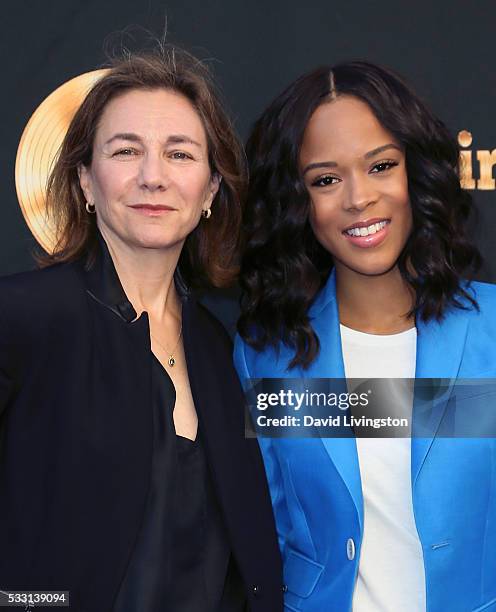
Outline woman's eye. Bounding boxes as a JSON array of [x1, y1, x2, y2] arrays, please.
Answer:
[[370, 160, 398, 173], [113, 148, 138, 156], [170, 151, 192, 160], [311, 175, 340, 187]]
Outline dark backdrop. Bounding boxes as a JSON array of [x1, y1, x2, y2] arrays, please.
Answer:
[[2, 0, 495, 330]]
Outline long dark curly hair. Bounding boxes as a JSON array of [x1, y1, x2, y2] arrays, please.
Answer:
[[238, 61, 481, 369]]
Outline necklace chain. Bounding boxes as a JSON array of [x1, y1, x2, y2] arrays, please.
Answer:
[[151, 321, 183, 368]]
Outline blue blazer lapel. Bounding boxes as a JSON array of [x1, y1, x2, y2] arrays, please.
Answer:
[[307, 270, 364, 530], [306, 271, 471, 519], [412, 309, 469, 484]]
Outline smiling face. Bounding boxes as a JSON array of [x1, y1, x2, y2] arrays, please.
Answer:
[[300, 95, 412, 281], [78, 88, 219, 253]]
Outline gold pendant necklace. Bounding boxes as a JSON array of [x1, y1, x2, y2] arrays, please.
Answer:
[[151, 322, 183, 368]]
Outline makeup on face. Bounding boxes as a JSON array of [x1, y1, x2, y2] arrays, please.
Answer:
[[300, 95, 412, 279]]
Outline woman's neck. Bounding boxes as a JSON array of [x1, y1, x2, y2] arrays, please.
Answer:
[[336, 265, 415, 335], [100, 227, 182, 324]]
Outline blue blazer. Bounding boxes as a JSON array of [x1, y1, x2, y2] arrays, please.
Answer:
[[234, 270, 496, 612]]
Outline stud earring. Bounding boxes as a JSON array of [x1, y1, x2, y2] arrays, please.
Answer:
[[85, 202, 96, 214], [202, 208, 211, 219]]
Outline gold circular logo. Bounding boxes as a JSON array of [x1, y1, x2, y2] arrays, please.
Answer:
[[15, 70, 108, 252], [457, 130, 473, 148]]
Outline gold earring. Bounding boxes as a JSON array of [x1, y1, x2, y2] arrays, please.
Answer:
[[202, 208, 211, 219], [85, 202, 96, 214]]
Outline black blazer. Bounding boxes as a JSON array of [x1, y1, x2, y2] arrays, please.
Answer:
[[0, 245, 283, 612]]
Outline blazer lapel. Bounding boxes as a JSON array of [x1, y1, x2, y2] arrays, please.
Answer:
[[181, 296, 211, 431], [181, 296, 238, 453], [308, 271, 471, 514], [411, 309, 469, 484], [307, 270, 364, 530]]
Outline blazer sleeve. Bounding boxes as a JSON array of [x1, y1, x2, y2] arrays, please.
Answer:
[[233, 336, 291, 555]]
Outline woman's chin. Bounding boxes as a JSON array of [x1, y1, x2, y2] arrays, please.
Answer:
[[337, 257, 400, 279], [118, 229, 185, 253]]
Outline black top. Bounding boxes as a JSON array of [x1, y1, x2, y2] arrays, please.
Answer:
[[113, 357, 230, 611], [0, 237, 284, 612]]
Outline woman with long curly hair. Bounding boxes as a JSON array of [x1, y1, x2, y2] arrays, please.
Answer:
[[235, 61, 496, 612]]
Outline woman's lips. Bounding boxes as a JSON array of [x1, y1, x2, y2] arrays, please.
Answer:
[[129, 204, 175, 217], [342, 219, 390, 248]]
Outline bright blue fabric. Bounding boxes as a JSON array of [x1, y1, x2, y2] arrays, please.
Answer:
[[234, 271, 496, 612]]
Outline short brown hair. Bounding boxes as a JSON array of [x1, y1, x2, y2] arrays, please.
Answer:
[[44, 46, 246, 288]]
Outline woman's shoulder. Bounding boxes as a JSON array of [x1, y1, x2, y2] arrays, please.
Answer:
[[462, 280, 496, 327], [188, 298, 233, 352], [458, 280, 496, 342], [469, 279, 496, 305], [0, 262, 84, 324], [0, 261, 80, 290], [234, 332, 294, 381], [454, 281, 496, 372]]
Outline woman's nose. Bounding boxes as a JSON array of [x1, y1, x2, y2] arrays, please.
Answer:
[[344, 174, 378, 212], [138, 153, 169, 191]]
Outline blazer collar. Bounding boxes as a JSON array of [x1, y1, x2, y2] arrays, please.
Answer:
[[81, 233, 190, 323], [309, 267, 470, 378], [308, 267, 338, 320]]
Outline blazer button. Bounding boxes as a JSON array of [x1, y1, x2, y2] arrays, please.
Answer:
[[347, 538, 356, 560], [252, 585, 261, 597], [282, 584, 288, 593]]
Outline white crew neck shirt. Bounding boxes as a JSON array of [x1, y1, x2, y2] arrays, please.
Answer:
[[339, 324, 426, 612]]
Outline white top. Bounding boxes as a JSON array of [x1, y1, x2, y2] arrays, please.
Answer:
[[339, 324, 426, 612]]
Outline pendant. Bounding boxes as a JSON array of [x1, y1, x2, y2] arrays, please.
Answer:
[[168, 355, 175, 367]]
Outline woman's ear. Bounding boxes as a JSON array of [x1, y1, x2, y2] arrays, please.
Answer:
[[207, 172, 222, 206], [78, 164, 93, 204]]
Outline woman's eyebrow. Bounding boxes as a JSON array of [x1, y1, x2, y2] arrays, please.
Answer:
[[103, 133, 202, 147], [302, 144, 402, 176], [165, 134, 202, 147], [302, 160, 338, 176], [103, 132, 142, 146], [364, 143, 402, 159]]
